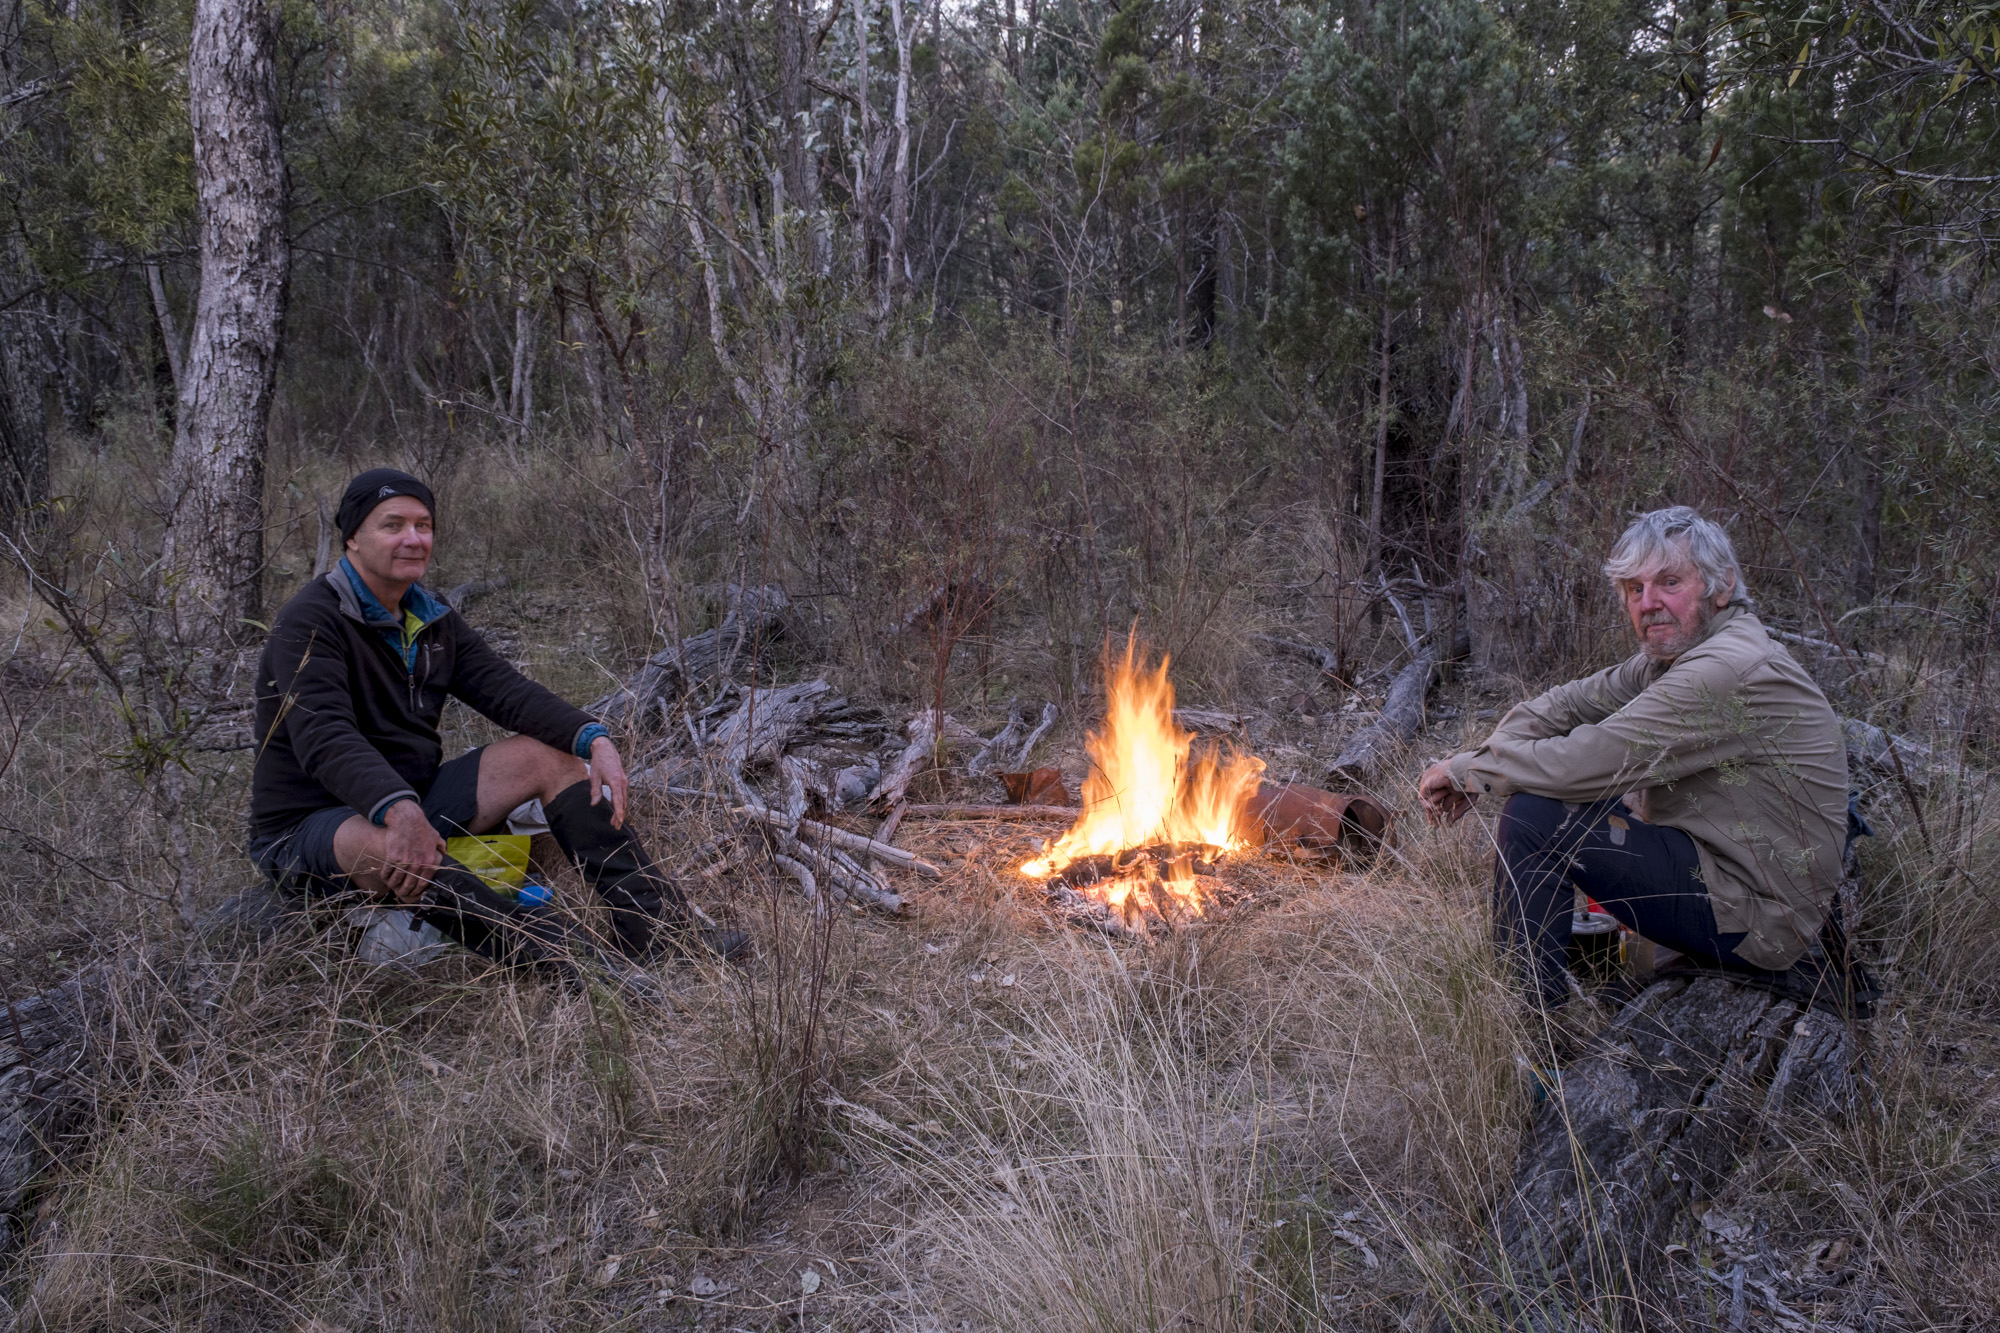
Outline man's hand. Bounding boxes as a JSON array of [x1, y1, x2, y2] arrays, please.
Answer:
[[587, 735, 629, 830], [379, 800, 447, 904], [1418, 760, 1475, 826]]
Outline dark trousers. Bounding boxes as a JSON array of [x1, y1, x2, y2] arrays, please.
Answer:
[[1493, 792, 1750, 1007]]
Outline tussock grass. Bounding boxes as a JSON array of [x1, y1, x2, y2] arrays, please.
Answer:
[[4, 409, 1998, 1331]]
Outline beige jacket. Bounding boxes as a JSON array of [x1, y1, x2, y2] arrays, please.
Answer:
[[1446, 607, 1848, 968]]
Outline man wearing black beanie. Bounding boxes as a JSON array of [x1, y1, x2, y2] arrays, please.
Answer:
[[247, 467, 748, 978]]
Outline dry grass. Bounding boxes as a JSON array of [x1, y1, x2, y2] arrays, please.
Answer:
[[3, 417, 1998, 1332]]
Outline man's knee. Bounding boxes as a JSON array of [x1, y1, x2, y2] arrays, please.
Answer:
[[485, 733, 587, 799], [1495, 792, 1566, 859], [530, 736, 587, 785]]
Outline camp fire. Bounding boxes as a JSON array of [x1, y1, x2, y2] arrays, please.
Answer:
[[1020, 640, 1266, 923]]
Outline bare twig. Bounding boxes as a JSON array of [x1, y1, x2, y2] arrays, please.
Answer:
[[902, 803, 1077, 820]]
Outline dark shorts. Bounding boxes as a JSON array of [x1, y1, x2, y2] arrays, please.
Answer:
[[246, 747, 487, 898]]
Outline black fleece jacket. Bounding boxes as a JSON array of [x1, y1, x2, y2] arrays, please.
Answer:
[[249, 571, 597, 838]]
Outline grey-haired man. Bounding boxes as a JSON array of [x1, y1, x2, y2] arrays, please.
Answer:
[[1418, 507, 1849, 1010]]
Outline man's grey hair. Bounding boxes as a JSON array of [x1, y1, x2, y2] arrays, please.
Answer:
[[1603, 506, 1751, 607]]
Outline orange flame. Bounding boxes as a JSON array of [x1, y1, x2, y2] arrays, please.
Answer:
[[1021, 639, 1265, 918]]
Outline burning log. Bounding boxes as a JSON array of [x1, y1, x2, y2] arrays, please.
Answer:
[[1015, 639, 1268, 933], [1050, 843, 1224, 892], [1047, 884, 1142, 938], [589, 585, 789, 728]]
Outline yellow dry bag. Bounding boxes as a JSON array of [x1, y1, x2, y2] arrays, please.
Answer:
[[445, 834, 533, 895]]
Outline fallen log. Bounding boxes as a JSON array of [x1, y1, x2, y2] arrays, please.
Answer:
[[871, 712, 939, 810], [1328, 645, 1445, 785], [3, 896, 297, 1262], [1, 972, 95, 1259], [1015, 703, 1058, 767], [966, 701, 1028, 777], [720, 736, 904, 914], [1173, 707, 1250, 732], [444, 574, 510, 612], [870, 710, 981, 810], [1255, 633, 1344, 681], [0, 957, 180, 1263], [1841, 716, 1936, 784], [588, 585, 789, 728], [1489, 974, 1857, 1329], [711, 680, 834, 768]]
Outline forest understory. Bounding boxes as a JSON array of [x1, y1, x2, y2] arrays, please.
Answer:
[[0, 391, 1997, 1331], [8, 0, 2000, 1322]]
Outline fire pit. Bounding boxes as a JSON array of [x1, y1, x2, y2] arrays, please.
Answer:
[[1019, 640, 1388, 935]]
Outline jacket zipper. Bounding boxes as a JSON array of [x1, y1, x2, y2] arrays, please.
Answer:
[[345, 584, 436, 714]]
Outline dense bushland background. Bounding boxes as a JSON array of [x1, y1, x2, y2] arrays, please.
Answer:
[[1, 0, 1998, 1326]]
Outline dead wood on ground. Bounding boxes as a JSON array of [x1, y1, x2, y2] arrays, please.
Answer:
[[1490, 974, 1859, 1330], [589, 585, 790, 728]]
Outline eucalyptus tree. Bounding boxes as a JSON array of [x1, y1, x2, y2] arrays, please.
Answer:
[[160, 0, 288, 641]]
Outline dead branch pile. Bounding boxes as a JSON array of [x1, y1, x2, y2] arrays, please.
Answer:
[[609, 656, 1060, 914], [588, 585, 790, 728]]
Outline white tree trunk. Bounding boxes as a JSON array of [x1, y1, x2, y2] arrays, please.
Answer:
[[887, 0, 915, 303], [163, 0, 289, 642]]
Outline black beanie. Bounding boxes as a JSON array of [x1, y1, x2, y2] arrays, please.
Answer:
[[336, 468, 436, 545]]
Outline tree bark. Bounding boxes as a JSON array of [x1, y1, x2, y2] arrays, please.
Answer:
[[0, 292, 44, 524], [162, 0, 289, 643], [0, 0, 48, 526], [0, 959, 171, 1261], [1490, 975, 1858, 1329], [1851, 251, 1900, 606], [144, 259, 185, 395], [886, 0, 916, 306]]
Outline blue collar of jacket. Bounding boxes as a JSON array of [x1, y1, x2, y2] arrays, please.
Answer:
[[331, 558, 450, 669]]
